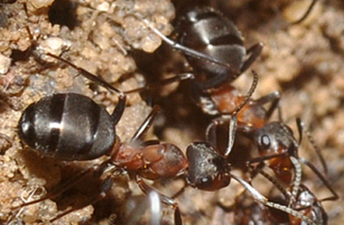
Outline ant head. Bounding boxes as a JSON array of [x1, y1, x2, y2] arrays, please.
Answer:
[[253, 122, 298, 155], [186, 142, 231, 191]]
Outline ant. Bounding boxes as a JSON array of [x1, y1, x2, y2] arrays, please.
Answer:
[[15, 52, 188, 223], [242, 118, 339, 225], [134, 6, 263, 91], [132, 0, 320, 91]]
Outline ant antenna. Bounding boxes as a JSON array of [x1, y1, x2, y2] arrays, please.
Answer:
[[296, 118, 328, 174], [130, 105, 161, 142], [232, 70, 259, 116], [231, 173, 317, 225], [45, 53, 125, 98], [205, 70, 258, 157]]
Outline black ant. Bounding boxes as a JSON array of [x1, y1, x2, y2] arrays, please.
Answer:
[[133, 0, 320, 90], [134, 6, 263, 91], [15, 52, 188, 223]]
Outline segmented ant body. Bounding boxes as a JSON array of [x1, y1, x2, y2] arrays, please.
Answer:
[[15, 53, 188, 222]]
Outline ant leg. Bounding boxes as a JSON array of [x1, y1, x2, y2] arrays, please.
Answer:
[[134, 16, 238, 74], [255, 91, 281, 121], [174, 206, 183, 225], [135, 174, 177, 207], [50, 177, 113, 222], [298, 157, 339, 202], [45, 53, 125, 96], [225, 115, 237, 157], [296, 118, 328, 174], [289, 0, 318, 25], [205, 115, 237, 157], [248, 152, 289, 165], [130, 105, 161, 142], [12, 160, 110, 210], [230, 173, 316, 225], [148, 191, 162, 225], [205, 117, 224, 149], [125, 73, 195, 94], [240, 43, 264, 73], [125, 191, 162, 225], [257, 169, 291, 200], [44, 53, 127, 126]]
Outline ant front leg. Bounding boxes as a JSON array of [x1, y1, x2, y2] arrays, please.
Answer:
[[206, 115, 237, 157], [125, 73, 195, 94], [298, 157, 339, 202], [49, 176, 113, 222], [45, 53, 127, 126], [125, 191, 162, 225], [231, 174, 317, 225], [129, 105, 161, 142], [12, 160, 112, 220], [135, 174, 178, 208]]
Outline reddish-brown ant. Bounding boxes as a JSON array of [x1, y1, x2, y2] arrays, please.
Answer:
[[249, 120, 338, 201]]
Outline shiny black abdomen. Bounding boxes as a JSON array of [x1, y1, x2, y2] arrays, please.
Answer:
[[177, 7, 245, 86], [18, 93, 115, 161]]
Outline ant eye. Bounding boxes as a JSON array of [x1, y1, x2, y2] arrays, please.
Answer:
[[201, 176, 212, 185], [260, 134, 271, 149]]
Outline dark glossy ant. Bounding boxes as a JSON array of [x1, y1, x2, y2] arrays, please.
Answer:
[[15, 52, 188, 223], [134, 6, 263, 91]]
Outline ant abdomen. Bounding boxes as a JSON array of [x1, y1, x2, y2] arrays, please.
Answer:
[[178, 7, 245, 76], [18, 93, 116, 161]]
